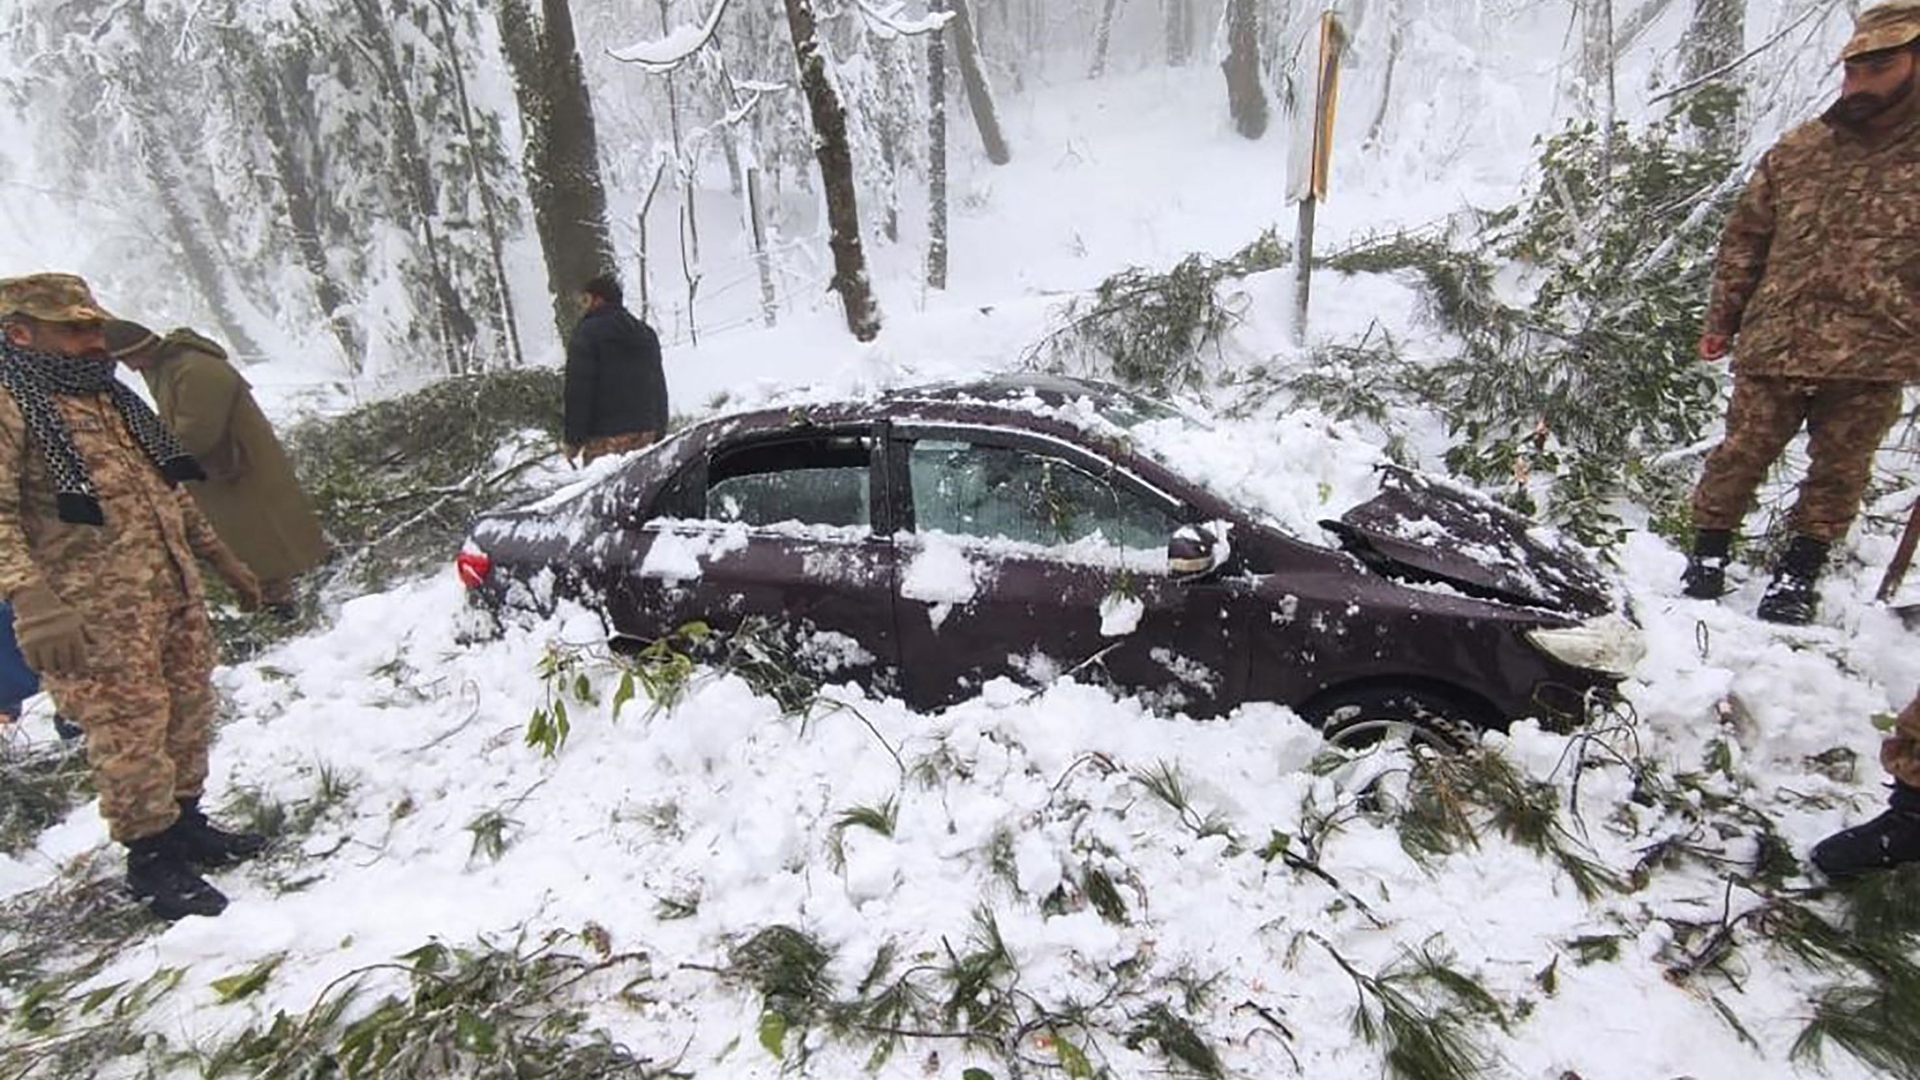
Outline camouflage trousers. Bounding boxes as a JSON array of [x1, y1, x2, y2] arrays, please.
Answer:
[[1691, 375, 1903, 544], [1883, 691, 1920, 789], [41, 598, 218, 843], [579, 429, 658, 465]]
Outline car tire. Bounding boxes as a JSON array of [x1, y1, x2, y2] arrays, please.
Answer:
[[1302, 685, 1486, 754]]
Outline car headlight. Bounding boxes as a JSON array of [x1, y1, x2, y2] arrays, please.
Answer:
[[1524, 612, 1645, 677]]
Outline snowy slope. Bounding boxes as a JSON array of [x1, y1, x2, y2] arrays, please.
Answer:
[[3, 18, 1918, 1080]]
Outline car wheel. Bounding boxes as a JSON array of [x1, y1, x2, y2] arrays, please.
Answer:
[[1303, 685, 1485, 754]]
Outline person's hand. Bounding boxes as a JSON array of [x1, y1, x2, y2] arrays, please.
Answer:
[[1698, 333, 1730, 361], [11, 582, 91, 677], [208, 549, 263, 612]]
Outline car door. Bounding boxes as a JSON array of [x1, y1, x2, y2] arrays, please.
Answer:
[[607, 426, 901, 694], [888, 424, 1248, 715]]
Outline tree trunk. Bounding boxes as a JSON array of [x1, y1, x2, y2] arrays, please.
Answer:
[[495, 0, 619, 351], [1166, 0, 1194, 67], [350, 0, 475, 375], [747, 161, 778, 326], [432, 0, 525, 369], [140, 137, 271, 365], [1222, 0, 1268, 139], [784, 0, 882, 341], [250, 44, 365, 373], [928, 0, 950, 290], [1679, 0, 1744, 152], [947, 0, 1012, 165], [1089, 0, 1123, 78], [1365, 0, 1404, 148]]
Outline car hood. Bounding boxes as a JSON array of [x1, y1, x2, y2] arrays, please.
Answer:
[[1319, 466, 1616, 616]]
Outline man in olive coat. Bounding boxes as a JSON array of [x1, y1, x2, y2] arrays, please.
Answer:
[[105, 322, 328, 621], [1680, 0, 1920, 625], [564, 274, 668, 465]]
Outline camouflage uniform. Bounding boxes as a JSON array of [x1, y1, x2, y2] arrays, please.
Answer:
[[1692, 77, 1919, 542], [0, 308, 228, 846], [1881, 691, 1920, 789]]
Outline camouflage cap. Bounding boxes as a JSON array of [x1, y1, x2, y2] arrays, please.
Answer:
[[1841, 0, 1920, 60], [0, 272, 113, 324]]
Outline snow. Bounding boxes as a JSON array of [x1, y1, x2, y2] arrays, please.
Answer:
[[1, 10, 1914, 1080]]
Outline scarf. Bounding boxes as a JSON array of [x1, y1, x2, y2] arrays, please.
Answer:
[[0, 339, 205, 525]]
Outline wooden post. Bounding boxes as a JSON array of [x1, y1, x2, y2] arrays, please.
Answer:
[[1292, 198, 1315, 346], [1877, 497, 1920, 603]]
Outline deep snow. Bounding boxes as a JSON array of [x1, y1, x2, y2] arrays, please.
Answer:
[[2, 10, 1918, 1079]]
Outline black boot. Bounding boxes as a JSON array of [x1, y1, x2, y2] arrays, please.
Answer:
[[1681, 529, 1733, 600], [1757, 535, 1830, 625], [1811, 783, 1920, 879], [126, 826, 229, 920], [172, 797, 269, 869]]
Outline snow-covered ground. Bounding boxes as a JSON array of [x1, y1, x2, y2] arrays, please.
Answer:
[[4, 22, 1918, 1080]]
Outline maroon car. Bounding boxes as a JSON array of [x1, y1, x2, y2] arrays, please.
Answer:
[[457, 376, 1641, 747]]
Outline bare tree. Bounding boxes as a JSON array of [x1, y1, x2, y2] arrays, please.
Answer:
[[1679, 0, 1745, 151], [1089, 0, 1124, 78], [784, 0, 882, 341], [1166, 0, 1194, 67], [495, 0, 619, 350], [1222, 0, 1268, 139], [928, 0, 950, 290], [947, 0, 1012, 165]]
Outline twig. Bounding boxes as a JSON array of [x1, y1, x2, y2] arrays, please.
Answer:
[[1648, 0, 1836, 105]]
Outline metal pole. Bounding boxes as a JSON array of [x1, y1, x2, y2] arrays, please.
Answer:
[[1292, 196, 1316, 345]]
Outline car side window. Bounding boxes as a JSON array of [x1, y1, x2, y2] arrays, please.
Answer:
[[908, 438, 1175, 550], [705, 435, 872, 530]]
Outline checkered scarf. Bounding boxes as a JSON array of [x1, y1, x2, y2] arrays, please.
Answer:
[[0, 339, 205, 525]]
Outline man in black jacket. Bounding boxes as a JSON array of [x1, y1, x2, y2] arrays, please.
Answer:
[[564, 274, 668, 465]]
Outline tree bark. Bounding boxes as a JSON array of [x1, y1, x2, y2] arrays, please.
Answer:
[[350, 0, 476, 375], [947, 0, 1012, 165], [1222, 0, 1268, 139], [250, 43, 365, 373], [1089, 0, 1123, 78], [1165, 0, 1194, 67], [928, 0, 950, 290], [495, 0, 619, 351], [1679, 0, 1744, 152], [432, 0, 525, 369], [784, 0, 882, 341]]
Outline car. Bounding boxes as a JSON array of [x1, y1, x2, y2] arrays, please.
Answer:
[[456, 375, 1642, 748]]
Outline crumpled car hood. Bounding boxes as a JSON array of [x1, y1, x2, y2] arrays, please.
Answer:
[[1320, 466, 1616, 616]]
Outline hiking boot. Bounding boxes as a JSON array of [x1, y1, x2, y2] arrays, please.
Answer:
[[126, 827, 228, 920], [1681, 528, 1733, 600], [1757, 535, 1829, 625], [1811, 784, 1920, 878], [171, 797, 268, 869]]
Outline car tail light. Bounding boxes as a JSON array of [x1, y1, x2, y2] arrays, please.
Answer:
[[455, 545, 491, 589]]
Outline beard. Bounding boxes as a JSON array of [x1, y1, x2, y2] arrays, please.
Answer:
[[1830, 69, 1916, 129]]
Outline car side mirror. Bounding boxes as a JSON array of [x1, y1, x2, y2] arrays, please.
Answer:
[[1169, 522, 1228, 578]]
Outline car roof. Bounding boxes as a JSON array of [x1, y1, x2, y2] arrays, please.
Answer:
[[703, 374, 1181, 439]]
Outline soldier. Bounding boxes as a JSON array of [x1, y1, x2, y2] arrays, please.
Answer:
[[563, 274, 668, 466], [0, 273, 267, 920], [1812, 689, 1920, 876], [104, 321, 329, 622], [1680, 0, 1920, 625]]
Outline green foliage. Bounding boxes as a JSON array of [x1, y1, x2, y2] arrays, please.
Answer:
[[1391, 749, 1623, 900], [465, 809, 518, 864], [727, 925, 837, 1045], [199, 932, 655, 1079], [1316, 935, 1501, 1080], [284, 367, 565, 592], [1125, 1003, 1224, 1078], [1132, 761, 1236, 846], [1030, 229, 1290, 394], [0, 737, 91, 855]]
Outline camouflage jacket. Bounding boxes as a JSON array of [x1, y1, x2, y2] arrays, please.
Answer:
[[0, 388, 225, 619], [1704, 104, 1920, 383]]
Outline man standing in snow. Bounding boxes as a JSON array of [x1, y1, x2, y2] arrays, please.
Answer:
[[1681, 0, 1920, 625], [0, 273, 268, 921], [564, 274, 668, 466], [1813, 689, 1920, 876], [104, 320, 330, 622]]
